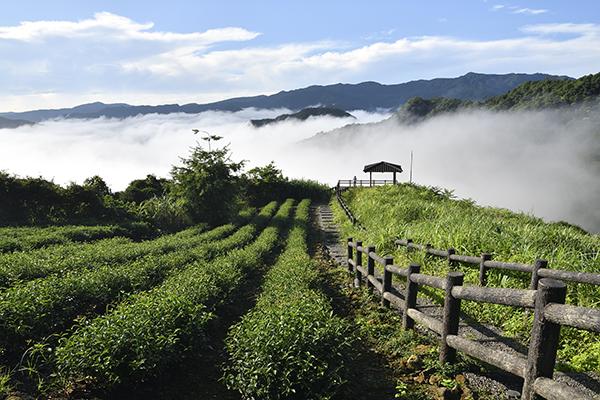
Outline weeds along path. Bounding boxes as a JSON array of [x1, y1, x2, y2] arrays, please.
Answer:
[[223, 200, 356, 400], [49, 200, 295, 397], [0, 209, 255, 288], [0, 205, 273, 365]]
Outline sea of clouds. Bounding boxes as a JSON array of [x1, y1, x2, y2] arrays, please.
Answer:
[[1, 106, 598, 232]]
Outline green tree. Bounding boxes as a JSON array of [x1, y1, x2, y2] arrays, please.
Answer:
[[243, 162, 286, 206], [83, 176, 111, 197], [170, 143, 244, 226], [120, 174, 168, 204]]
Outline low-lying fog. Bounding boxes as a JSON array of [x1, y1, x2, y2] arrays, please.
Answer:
[[1, 106, 598, 233]]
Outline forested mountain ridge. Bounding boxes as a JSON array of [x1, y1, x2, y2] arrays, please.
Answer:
[[394, 72, 600, 123], [250, 107, 354, 127], [0, 72, 569, 124]]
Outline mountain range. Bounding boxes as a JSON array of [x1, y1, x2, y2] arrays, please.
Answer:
[[307, 71, 600, 143], [0, 72, 571, 127]]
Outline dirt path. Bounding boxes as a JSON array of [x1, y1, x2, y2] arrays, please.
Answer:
[[313, 203, 600, 399]]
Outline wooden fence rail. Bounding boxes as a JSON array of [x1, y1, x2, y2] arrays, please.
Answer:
[[335, 186, 359, 226], [346, 238, 600, 400], [395, 238, 600, 289], [337, 179, 397, 188]]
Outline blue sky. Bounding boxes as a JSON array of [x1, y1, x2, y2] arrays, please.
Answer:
[[1, 0, 599, 111]]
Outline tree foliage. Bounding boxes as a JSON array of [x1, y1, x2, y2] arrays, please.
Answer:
[[241, 162, 330, 206], [118, 174, 168, 204], [170, 143, 244, 226]]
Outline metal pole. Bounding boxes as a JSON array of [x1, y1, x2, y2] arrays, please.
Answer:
[[409, 151, 413, 184]]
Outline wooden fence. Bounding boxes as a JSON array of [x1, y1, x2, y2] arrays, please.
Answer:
[[335, 185, 360, 226], [337, 179, 397, 188], [345, 238, 600, 400], [395, 238, 600, 290]]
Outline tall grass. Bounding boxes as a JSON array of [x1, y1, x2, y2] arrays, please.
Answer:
[[332, 183, 600, 371]]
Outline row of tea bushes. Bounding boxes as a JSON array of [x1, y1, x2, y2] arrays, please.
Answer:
[[0, 215, 247, 288], [0, 203, 275, 362], [224, 199, 355, 399], [0, 222, 155, 253], [54, 200, 295, 390]]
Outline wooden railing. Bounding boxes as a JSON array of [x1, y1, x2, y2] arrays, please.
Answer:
[[337, 179, 397, 188], [335, 185, 359, 226], [345, 238, 600, 400], [395, 238, 600, 289]]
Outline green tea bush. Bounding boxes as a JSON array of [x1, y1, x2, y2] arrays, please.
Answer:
[[0, 204, 273, 361], [0, 222, 154, 253], [332, 184, 600, 371], [0, 212, 255, 288], [54, 200, 293, 388], [224, 200, 355, 399]]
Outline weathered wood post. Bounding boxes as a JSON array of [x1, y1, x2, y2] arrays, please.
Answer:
[[522, 278, 566, 400], [381, 256, 393, 307], [355, 241, 363, 287], [406, 239, 413, 256], [366, 245, 375, 292], [440, 271, 464, 364], [479, 253, 492, 286], [347, 237, 354, 274], [447, 248, 456, 267], [530, 259, 547, 290], [403, 263, 421, 330]]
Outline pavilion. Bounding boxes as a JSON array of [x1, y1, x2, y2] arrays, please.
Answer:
[[363, 161, 403, 186]]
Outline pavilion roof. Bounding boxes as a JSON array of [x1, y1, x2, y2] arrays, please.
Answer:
[[363, 161, 403, 173]]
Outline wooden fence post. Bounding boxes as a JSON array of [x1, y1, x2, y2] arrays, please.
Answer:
[[447, 248, 456, 267], [440, 271, 464, 364], [479, 253, 492, 286], [406, 239, 413, 255], [366, 245, 375, 292], [522, 278, 566, 400], [381, 256, 393, 307], [403, 263, 421, 330], [355, 241, 363, 287], [347, 237, 354, 273], [530, 259, 547, 290]]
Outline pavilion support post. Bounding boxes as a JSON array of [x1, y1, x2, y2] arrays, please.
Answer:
[[370, 171, 372, 187], [393, 171, 397, 184]]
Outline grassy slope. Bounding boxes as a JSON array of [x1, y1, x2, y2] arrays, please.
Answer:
[[332, 184, 600, 372]]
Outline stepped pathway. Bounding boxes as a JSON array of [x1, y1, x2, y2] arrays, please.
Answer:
[[314, 204, 347, 265], [313, 203, 600, 399]]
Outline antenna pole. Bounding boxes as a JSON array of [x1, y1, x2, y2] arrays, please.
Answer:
[[409, 150, 413, 184]]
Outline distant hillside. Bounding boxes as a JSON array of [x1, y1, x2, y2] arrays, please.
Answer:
[[0, 102, 129, 123], [0, 116, 32, 129], [250, 107, 354, 127], [0, 72, 570, 123], [393, 72, 600, 123], [485, 72, 600, 110]]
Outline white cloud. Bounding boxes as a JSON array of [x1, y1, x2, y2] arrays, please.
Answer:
[[512, 8, 548, 15], [0, 12, 259, 43], [521, 23, 600, 35], [492, 4, 505, 11], [0, 13, 599, 111], [1, 107, 598, 232]]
